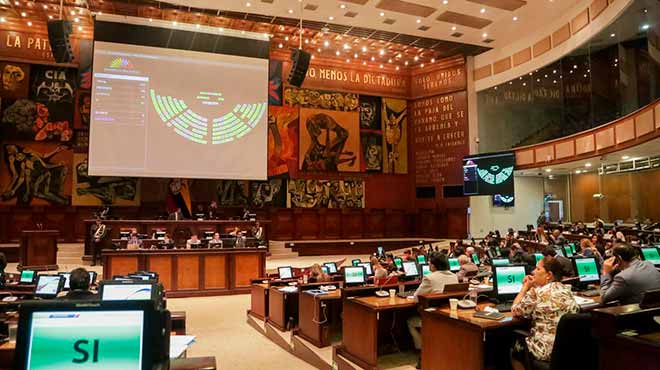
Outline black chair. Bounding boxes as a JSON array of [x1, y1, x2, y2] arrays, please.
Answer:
[[514, 313, 597, 370]]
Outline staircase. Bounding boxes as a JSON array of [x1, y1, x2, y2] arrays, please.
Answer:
[[268, 240, 299, 260], [57, 243, 85, 269]]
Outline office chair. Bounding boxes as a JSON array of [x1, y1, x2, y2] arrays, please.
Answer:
[[514, 313, 596, 370]]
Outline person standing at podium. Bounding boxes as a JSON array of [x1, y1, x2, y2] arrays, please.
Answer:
[[90, 217, 106, 266]]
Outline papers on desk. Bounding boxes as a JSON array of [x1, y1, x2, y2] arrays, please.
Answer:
[[278, 286, 298, 293], [573, 295, 595, 306], [469, 284, 493, 292], [304, 289, 328, 296], [170, 335, 196, 358]]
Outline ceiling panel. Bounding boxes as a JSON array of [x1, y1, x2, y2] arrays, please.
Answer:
[[465, 0, 527, 12], [436, 11, 493, 29], [375, 0, 437, 18]]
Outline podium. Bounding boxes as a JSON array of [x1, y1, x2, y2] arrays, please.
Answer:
[[19, 230, 59, 271]]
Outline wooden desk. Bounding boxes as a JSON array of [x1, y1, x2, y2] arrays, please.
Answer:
[[336, 295, 418, 370], [249, 282, 270, 320], [421, 305, 525, 370], [0, 341, 13, 370], [297, 289, 342, 347], [267, 286, 299, 331], [170, 356, 217, 370], [85, 219, 269, 254], [102, 248, 266, 297], [19, 230, 58, 271]]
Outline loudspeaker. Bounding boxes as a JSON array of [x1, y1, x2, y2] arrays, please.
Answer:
[[287, 48, 310, 87], [47, 20, 74, 63]]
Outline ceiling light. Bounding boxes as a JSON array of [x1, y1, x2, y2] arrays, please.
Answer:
[[388, 58, 392, 63], [245, 2, 251, 7], [421, 63, 425, 68], [241, 31, 245, 34], [317, 48, 321, 52], [42, 4, 47, 9], [379, 64, 383, 68], [354, 53, 358, 58], [641, 24, 650, 30], [346, 58, 350, 63], [379, 12, 385, 17], [173, 21, 178, 26], [149, 18, 153, 22], [340, 4, 346, 9], [553, 80, 557, 84], [371, 56, 375, 61], [323, 40, 329, 47], [74, 17, 80, 22], [396, 66, 400, 71], [513, 16, 518, 21], [610, 33, 616, 37], [536, 78, 540, 82], [480, 8, 486, 13], [585, 163, 592, 167], [379, 49, 385, 55], [77, 26, 83, 31], [575, 170, 581, 174], [573, 65, 578, 69], [431, 58, 435, 63], [451, 26, 457, 31], [70, 10, 76, 16], [329, 16, 334, 20], [0, 17, 5, 22], [343, 43, 350, 49], [416, 19, 421, 24], [27, 21, 32, 26], [311, 55, 314, 59], [363, 61, 366, 65], [335, 50, 340, 56], [405, 61, 409, 66], [285, 36, 289, 41], [622, 155, 630, 160], [545, 169, 552, 173], [414, 56, 419, 61], [20, 12, 26, 16], [278, 43, 283, 48], [361, 46, 367, 53], [482, 33, 488, 38], [443, 0, 448, 4]]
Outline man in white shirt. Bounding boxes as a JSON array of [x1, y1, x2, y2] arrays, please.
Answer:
[[186, 234, 201, 249], [408, 253, 458, 368]]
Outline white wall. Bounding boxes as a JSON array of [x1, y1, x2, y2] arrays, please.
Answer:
[[468, 176, 544, 237]]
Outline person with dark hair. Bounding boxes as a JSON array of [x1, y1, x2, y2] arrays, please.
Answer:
[[542, 245, 573, 277], [512, 257, 579, 361], [59, 268, 97, 301], [600, 244, 660, 304], [407, 252, 458, 368]]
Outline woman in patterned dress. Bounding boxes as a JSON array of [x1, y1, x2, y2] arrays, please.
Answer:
[[511, 257, 580, 361]]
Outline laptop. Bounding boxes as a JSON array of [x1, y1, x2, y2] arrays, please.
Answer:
[[640, 247, 660, 267], [492, 265, 526, 312], [278, 266, 294, 280], [417, 255, 426, 264]]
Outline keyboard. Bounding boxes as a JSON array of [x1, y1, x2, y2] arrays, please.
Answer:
[[494, 302, 513, 312], [580, 289, 600, 297], [396, 291, 415, 299]]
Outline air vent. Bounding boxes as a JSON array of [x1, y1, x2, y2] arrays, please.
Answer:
[[383, 18, 396, 25], [304, 4, 318, 11], [260, 0, 274, 3], [483, 38, 495, 43], [418, 25, 431, 31], [344, 11, 358, 18], [451, 32, 463, 37]]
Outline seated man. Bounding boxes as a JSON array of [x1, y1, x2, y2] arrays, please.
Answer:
[[407, 253, 458, 369], [208, 232, 224, 248], [186, 234, 202, 249], [126, 232, 142, 250], [58, 268, 97, 301], [600, 244, 660, 305], [456, 254, 478, 282]]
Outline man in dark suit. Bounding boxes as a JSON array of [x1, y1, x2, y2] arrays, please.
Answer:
[[600, 244, 660, 305], [58, 268, 97, 301]]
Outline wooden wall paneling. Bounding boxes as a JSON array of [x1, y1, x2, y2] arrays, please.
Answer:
[[109, 256, 139, 278], [444, 208, 467, 239], [417, 209, 437, 236], [512, 48, 532, 67], [590, 0, 608, 20], [533, 36, 552, 57], [321, 209, 342, 239], [364, 209, 385, 238], [601, 173, 631, 221], [571, 9, 590, 35], [633, 169, 660, 221], [634, 108, 655, 137], [203, 254, 228, 289], [552, 24, 571, 47], [615, 119, 635, 144], [473, 65, 492, 81], [0, 209, 7, 243], [269, 209, 293, 240], [42, 209, 72, 242], [570, 173, 600, 222], [341, 209, 364, 239], [385, 210, 407, 237], [176, 255, 200, 290], [294, 209, 320, 240], [595, 128, 615, 150], [147, 255, 173, 291], [493, 57, 512, 74], [234, 253, 261, 288], [6, 209, 36, 243]]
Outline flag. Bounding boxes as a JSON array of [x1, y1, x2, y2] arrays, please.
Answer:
[[166, 179, 192, 218]]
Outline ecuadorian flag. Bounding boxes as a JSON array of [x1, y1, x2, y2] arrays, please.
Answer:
[[166, 179, 192, 219]]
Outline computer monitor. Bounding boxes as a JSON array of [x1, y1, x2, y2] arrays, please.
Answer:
[[357, 262, 373, 276], [278, 266, 293, 280], [563, 246, 574, 258], [491, 258, 510, 266], [555, 248, 565, 258], [376, 246, 385, 257], [416, 255, 426, 264], [99, 281, 158, 301], [34, 275, 64, 299], [448, 258, 460, 272], [19, 270, 36, 284], [402, 261, 420, 278], [343, 266, 366, 286], [128, 274, 153, 281], [351, 259, 361, 267], [640, 247, 660, 267], [573, 257, 600, 284], [323, 262, 338, 274], [321, 266, 329, 274], [14, 300, 159, 370], [154, 231, 166, 240], [58, 272, 71, 290], [88, 271, 97, 285], [472, 254, 480, 265], [203, 231, 214, 240], [493, 265, 526, 301], [533, 253, 544, 265], [119, 231, 130, 239], [420, 263, 431, 277], [569, 243, 577, 254], [393, 257, 403, 270]]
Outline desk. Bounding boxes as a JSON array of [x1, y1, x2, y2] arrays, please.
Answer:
[[297, 289, 342, 347], [421, 305, 525, 370], [85, 219, 270, 254], [102, 248, 266, 297], [249, 282, 270, 320], [336, 295, 418, 370], [267, 286, 299, 331]]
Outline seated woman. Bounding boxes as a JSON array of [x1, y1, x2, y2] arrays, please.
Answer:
[[511, 257, 579, 362], [308, 264, 330, 283], [370, 256, 388, 279]]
